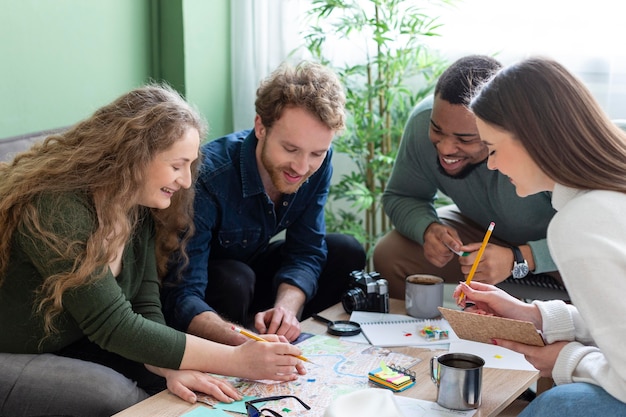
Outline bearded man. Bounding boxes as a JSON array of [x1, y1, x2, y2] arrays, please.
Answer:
[[162, 61, 365, 344], [373, 55, 560, 299]]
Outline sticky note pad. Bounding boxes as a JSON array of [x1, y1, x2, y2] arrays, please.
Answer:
[[368, 362, 416, 392]]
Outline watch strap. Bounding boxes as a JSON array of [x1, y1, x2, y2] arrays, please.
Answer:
[[511, 246, 525, 264], [510, 246, 530, 279]]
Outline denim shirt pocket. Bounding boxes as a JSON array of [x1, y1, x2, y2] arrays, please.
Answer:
[[217, 228, 263, 249]]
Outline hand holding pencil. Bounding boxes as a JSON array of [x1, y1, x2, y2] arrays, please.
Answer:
[[232, 326, 315, 365], [458, 222, 495, 303]]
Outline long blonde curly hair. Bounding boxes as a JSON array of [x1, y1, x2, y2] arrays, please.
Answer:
[[0, 83, 207, 334]]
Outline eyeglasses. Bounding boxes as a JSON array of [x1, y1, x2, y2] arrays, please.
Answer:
[[245, 395, 311, 417]]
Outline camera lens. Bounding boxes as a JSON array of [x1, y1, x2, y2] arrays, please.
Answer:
[[341, 288, 368, 313]]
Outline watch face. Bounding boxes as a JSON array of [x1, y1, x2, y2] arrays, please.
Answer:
[[513, 262, 530, 279]]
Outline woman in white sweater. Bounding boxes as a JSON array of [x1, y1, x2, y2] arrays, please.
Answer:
[[456, 56, 626, 416]]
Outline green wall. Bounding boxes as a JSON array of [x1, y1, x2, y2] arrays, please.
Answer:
[[0, 0, 232, 140], [183, 0, 232, 141]]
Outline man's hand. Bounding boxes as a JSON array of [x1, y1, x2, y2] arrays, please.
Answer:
[[426, 221, 510, 284], [423, 223, 462, 267], [187, 311, 248, 346], [254, 283, 304, 342], [458, 243, 534, 285], [456, 243, 511, 284], [254, 306, 301, 342]]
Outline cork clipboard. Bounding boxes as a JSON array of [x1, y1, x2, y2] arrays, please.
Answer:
[[438, 307, 545, 347]]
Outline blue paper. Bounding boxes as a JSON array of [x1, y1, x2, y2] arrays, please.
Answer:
[[214, 395, 260, 414], [180, 405, 231, 416]]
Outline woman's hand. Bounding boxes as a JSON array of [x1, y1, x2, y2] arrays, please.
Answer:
[[493, 339, 568, 378], [454, 281, 542, 327], [233, 337, 307, 382], [147, 366, 241, 404]]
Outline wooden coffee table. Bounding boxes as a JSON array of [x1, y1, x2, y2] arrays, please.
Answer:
[[113, 299, 538, 417]]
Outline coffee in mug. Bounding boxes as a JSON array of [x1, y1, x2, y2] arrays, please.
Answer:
[[430, 353, 484, 410], [405, 274, 444, 319]]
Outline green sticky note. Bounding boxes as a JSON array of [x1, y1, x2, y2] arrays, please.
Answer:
[[180, 405, 231, 416], [214, 395, 259, 414]]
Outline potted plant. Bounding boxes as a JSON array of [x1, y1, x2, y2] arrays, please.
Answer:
[[301, 0, 454, 257]]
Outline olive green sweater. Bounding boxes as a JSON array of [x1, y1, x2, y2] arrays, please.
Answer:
[[0, 193, 185, 369]]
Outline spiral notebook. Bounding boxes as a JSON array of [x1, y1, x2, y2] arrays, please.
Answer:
[[349, 311, 458, 347]]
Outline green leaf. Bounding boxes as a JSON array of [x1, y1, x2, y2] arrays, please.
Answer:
[[301, 0, 456, 256]]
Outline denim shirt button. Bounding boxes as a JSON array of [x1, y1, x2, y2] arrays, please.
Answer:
[[282, 201, 288, 206]]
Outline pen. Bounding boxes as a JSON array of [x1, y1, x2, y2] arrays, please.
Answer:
[[231, 326, 315, 364], [444, 242, 470, 257], [459, 221, 495, 302]]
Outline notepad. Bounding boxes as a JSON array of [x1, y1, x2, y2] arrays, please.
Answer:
[[349, 311, 458, 347], [368, 362, 416, 392]]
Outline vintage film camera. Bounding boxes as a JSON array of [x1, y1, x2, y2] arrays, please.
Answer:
[[341, 270, 389, 314]]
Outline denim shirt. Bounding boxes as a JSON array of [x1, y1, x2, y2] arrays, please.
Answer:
[[162, 129, 331, 331]]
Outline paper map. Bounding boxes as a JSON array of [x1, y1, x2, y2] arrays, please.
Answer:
[[196, 334, 420, 416]]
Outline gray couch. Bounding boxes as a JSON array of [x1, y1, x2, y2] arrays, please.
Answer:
[[0, 126, 68, 162]]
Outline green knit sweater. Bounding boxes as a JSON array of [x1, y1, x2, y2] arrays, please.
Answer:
[[383, 95, 558, 273], [0, 192, 186, 369]]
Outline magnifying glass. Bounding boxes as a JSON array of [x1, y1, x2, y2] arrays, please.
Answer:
[[312, 314, 362, 336]]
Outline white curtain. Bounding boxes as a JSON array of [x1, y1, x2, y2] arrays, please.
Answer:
[[230, 0, 307, 131], [232, 0, 626, 122], [426, 0, 626, 120]]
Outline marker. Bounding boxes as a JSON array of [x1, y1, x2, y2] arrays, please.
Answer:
[[445, 242, 470, 257], [231, 326, 315, 364], [459, 222, 495, 303]]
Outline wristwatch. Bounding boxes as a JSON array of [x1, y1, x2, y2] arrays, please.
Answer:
[[511, 246, 529, 279]]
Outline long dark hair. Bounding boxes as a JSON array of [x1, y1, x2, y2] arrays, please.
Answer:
[[471, 56, 626, 191]]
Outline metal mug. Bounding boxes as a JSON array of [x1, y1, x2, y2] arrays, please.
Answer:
[[405, 274, 444, 319], [430, 352, 484, 410]]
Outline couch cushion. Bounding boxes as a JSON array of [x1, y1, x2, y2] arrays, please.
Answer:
[[0, 127, 68, 162]]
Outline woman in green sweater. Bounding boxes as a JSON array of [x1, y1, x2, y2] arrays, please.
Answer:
[[0, 84, 306, 417]]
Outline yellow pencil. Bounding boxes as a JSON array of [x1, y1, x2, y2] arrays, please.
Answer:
[[459, 221, 495, 303], [231, 326, 315, 364]]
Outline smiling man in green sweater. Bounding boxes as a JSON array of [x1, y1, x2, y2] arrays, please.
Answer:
[[373, 55, 561, 299]]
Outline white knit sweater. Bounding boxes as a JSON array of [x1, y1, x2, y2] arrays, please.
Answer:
[[537, 184, 626, 402]]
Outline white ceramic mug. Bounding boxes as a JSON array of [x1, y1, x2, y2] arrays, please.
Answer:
[[405, 274, 444, 319], [430, 352, 484, 410]]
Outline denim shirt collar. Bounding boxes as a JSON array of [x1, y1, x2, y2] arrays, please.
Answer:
[[239, 130, 266, 198]]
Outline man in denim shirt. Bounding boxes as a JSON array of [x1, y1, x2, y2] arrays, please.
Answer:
[[162, 61, 366, 344]]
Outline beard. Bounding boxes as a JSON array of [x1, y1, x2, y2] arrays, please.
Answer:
[[436, 156, 487, 180], [260, 143, 312, 195]]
